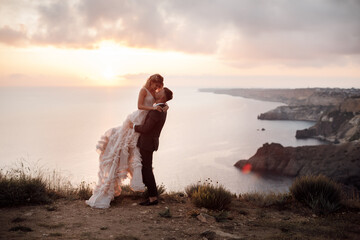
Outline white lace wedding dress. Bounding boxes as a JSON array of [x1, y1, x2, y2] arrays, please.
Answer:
[[86, 88, 155, 208]]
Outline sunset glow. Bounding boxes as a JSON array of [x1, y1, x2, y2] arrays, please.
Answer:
[[0, 0, 359, 88]]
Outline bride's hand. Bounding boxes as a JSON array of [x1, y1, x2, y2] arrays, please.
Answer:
[[154, 106, 163, 112]]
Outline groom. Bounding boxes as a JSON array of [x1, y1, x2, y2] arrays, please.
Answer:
[[130, 87, 173, 206]]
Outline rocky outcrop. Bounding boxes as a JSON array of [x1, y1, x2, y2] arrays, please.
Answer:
[[234, 142, 360, 190], [257, 105, 334, 121], [201, 88, 360, 142], [256, 90, 360, 121], [296, 97, 360, 143], [340, 97, 360, 113]]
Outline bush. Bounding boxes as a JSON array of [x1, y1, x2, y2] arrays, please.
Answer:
[[0, 174, 51, 207], [290, 175, 342, 214], [188, 182, 233, 210], [0, 161, 95, 206], [185, 183, 201, 198]]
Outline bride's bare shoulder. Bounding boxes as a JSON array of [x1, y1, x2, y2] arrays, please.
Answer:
[[138, 88, 148, 103], [139, 87, 147, 95]]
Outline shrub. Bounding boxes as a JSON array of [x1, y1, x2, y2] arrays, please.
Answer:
[[185, 183, 201, 198], [240, 192, 291, 207], [290, 175, 342, 214], [0, 174, 51, 207], [188, 182, 233, 210], [0, 161, 95, 206]]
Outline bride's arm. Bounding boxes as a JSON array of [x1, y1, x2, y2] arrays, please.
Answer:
[[137, 88, 157, 111]]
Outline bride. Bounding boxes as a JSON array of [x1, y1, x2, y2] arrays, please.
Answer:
[[86, 74, 165, 208]]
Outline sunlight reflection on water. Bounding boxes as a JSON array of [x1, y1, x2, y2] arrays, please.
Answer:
[[0, 87, 323, 194]]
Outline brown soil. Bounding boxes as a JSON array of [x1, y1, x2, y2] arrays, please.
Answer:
[[1, 195, 360, 240]]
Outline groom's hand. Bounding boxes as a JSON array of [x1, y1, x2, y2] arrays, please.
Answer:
[[162, 105, 169, 112], [129, 121, 134, 129]]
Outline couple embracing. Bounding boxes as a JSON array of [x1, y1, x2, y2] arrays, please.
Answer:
[[86, 74, 173, 208]]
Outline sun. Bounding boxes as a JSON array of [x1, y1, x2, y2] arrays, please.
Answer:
[[99, 67, 123, 86], [102, 67, 117, 80]]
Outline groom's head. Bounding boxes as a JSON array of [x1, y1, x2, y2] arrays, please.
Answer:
[[156, 87, 173, 103]]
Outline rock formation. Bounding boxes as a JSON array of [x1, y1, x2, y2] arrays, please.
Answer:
[[296, 97, 360, 143], [254, 88, 359, 121], [200, 88, 360, 122], [234, 142, 360, 190], [201, 88, 360, 142], [257, 105, 334, 121]]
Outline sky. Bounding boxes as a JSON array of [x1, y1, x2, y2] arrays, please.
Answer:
[[0, 0, 360, 88]]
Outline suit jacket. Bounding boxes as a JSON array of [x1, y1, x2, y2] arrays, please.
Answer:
[[135, 108, 167, 152]]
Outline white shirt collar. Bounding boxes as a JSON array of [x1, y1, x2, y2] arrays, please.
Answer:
[[154, 103, 165, 106]]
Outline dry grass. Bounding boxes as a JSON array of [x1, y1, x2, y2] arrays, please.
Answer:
[[186, 180, 233, 210], [0, 160, 92, 207], [290, 175, 342, 215], [239, 191, 291, 207]]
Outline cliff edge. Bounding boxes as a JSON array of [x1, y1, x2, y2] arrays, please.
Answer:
[[234, 142, 360, 190], [296, 97, 360, 143], [201, 88, 360, 142]]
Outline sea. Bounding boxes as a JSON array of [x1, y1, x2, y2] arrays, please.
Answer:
[[0, 87, 323, 194]]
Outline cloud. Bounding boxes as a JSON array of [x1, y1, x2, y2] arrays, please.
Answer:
[[0, 0, 359, 66], [31, 1, 97, 48], [164, 0, 360, 65], [0, 26, 28, 46]]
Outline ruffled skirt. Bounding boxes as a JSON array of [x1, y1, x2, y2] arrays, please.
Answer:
[[86, 110, 148, 208]]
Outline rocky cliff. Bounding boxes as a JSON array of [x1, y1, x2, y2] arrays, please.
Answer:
[[257, 105, 334, 121], [201, 88, 360, 142], [296, 97, 360, 143], [200, 88, 360, 121], [254, 89, 359, 121], [234, 142, 360, 190]]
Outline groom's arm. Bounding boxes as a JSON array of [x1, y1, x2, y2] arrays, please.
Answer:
[[134, 111, 160, 134]]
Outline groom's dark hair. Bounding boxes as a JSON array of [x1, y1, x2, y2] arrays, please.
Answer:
[[164, 87, 173, 102]]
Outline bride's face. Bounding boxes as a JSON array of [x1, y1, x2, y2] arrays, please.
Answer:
[[150, 82, 162, 92], [154, 83, 163, 92]]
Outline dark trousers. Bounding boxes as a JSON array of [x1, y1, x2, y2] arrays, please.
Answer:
[[140, 148, 158, 198]]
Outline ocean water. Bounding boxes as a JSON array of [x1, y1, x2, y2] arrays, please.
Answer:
[[0, 87, 322, 194]]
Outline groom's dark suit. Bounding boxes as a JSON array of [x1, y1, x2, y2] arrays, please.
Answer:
[[134, 105, 167, 197]]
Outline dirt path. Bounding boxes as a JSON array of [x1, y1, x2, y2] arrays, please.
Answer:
[[1, 195, 359, 240]]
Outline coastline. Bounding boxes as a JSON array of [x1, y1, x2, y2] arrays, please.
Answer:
[[200, 88, 360, 190], [200, 87, 360, 143]]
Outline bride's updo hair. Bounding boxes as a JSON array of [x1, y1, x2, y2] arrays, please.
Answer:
[[144, 74, 164, 89]]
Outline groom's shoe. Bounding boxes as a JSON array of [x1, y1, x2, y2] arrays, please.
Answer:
[[139, 199, 158, 206]]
